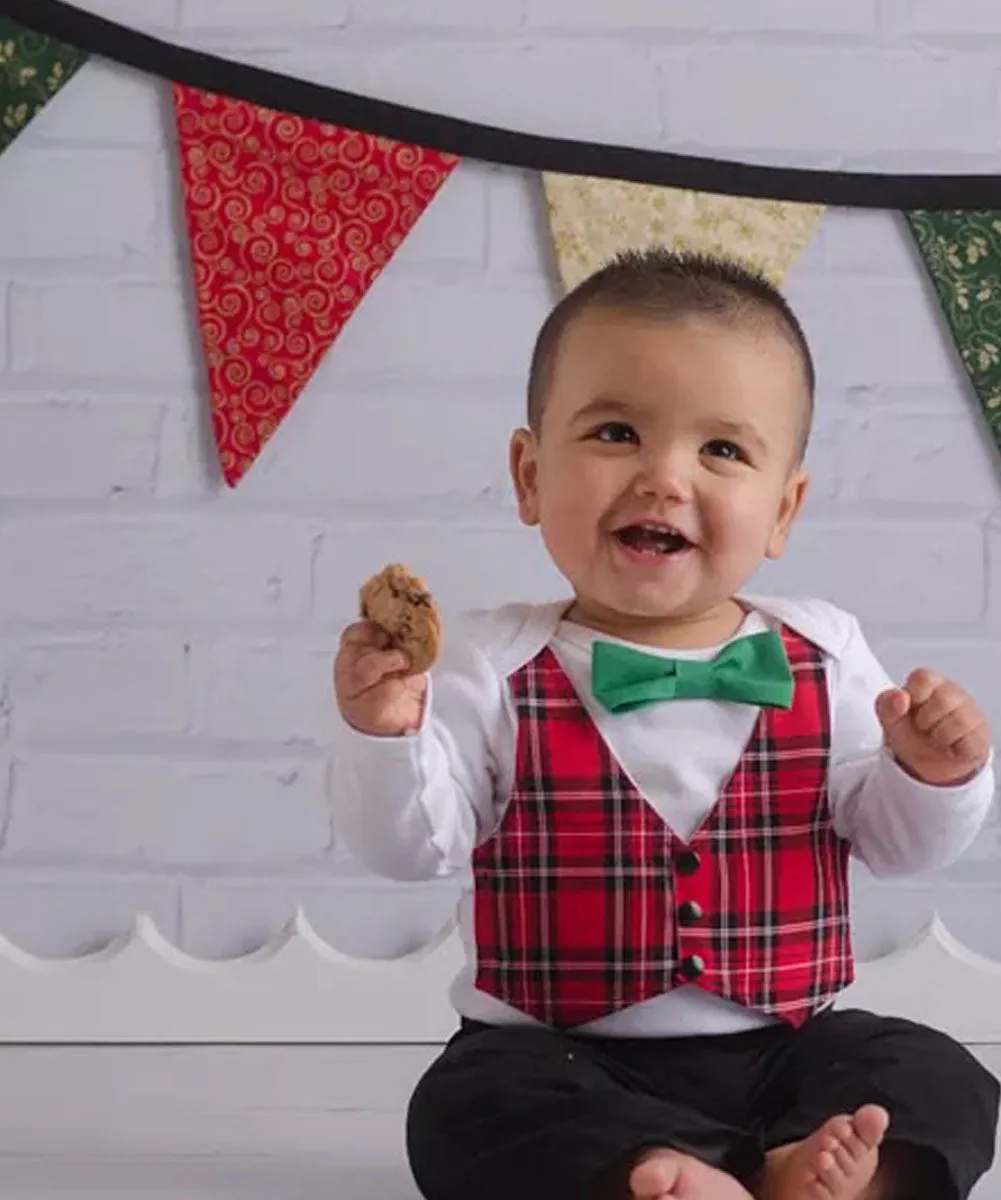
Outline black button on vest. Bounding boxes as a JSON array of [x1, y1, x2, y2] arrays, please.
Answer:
[[676, 850, 701, 876], [679, 954, 706, 981], [678, 900, 704, 926]]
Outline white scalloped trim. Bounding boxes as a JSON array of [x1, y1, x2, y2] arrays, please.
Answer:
[[0, 911, 994, 1045]]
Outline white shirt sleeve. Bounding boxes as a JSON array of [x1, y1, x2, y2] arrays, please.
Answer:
[[327, 613, 512, 882], [828, 615, 995, 877]]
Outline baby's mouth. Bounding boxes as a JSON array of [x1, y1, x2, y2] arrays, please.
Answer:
[[613, 523, 693, 557]]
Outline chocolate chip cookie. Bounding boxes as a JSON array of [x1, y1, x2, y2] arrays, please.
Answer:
[[359, 563, 442, 675]]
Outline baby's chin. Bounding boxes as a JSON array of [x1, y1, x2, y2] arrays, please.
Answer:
[[571, 582, 742, 635], [572, 588, 705, 626]]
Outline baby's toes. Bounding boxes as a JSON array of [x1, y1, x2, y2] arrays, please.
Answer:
[[852, 1105, 890, 1153], [814, 1146, 849, 1193]]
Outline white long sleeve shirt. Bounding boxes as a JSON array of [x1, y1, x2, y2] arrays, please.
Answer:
[[330, 593, 994, 1038]]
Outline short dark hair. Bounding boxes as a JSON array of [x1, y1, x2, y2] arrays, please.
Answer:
[[526, 247, 816, 461]]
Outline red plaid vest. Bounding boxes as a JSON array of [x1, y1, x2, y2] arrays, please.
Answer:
[[471, 624, 853, 1030]]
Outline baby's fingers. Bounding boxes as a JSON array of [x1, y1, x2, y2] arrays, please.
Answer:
[[339, 645, 411, 697], [340, 619, 390, 650]]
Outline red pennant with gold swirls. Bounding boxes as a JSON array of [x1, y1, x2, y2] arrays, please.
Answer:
[[173, 85, 459, 486]]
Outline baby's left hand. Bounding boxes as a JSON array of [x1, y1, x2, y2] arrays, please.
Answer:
[[875, 668, 991, 787]]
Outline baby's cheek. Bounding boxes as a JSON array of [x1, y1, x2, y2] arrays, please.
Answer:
[[737, 495, 780, 536], [718, 510, 774, 564]]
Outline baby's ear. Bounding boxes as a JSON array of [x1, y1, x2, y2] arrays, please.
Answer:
[[509, 428, 540, 526], [766, 469, 809, 559]]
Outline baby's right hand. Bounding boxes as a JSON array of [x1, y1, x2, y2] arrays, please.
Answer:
[[334, 621, 428, 737]]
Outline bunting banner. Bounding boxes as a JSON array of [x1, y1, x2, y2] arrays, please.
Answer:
[[543, 174, 824, 292], [173, 85, 457, 486], [0, 17, 86, 155], [5, 0, 1001, 485], [908, 211, 1001, 449]]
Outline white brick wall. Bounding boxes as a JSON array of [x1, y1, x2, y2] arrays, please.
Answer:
[[664, 50, 1000, 154], [0, 0, 997, 961]]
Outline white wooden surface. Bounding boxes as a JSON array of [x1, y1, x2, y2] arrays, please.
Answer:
[[0, 1043, 996, 1199], [0, 911, 994, 1198], [0, 1045, 433, 1199]]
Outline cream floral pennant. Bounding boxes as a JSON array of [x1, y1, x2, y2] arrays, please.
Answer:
[[543, 173, 824, 290]]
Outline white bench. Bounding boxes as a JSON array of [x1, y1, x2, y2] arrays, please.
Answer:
[[0, 913, 995, 1198]]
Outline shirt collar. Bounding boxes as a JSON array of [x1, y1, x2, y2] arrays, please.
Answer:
[[490, 594, 852, 682]]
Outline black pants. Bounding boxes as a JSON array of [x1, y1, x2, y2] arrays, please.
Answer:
[[406, 1009, 999, 1200]]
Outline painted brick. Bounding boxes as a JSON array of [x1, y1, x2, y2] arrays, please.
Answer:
[[0, 876, 181, 957], [784, 278, 965, 389], [0, 400, 162, 499], [356, 42, 663, 145], [180, 0, 348, 27], [529, 0, 877, 32], [5, 755, 330, 866], [7, 635, 192, 740], [74, 0, 178, 26], [751, 520, 985, 624], [784, 221, 827, 280], [351, 0, 525, 27], [800, 412, 858, 508], [823, 410, 1001, 508], [898, 0, 1001, 34], [662, 49, 997, 153], [0, 289, 9, 372], [195, 635, 339, 746], [314, 521, 567, 625], [819, 209, 924, 277], [0, 517, 319, 625], [153, 399, 217, 498], [9, 281, 199, 385], [526, 0, 707, 28], [706, 0, 878, 33], [396, 164, 489, 270], [329, 275, 550, 381], [981, 518, 1001, 636], [839, 384, 972, 413], [242, 384, 519, 503], [20, 67, 166, 146], [0, 151, 159, 260], [0, 662, 11, 744], [219, 45, 377, 101], [179, 876, 460, 958], [487, 169, 558, 278]]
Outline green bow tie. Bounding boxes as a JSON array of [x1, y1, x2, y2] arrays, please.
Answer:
[[591, 629, 794, 715]]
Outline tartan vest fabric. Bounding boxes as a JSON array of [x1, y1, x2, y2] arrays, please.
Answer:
[[471, 624, 854, 1030]]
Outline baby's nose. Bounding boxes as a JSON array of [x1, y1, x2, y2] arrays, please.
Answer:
[[635, 450, 692, 498]]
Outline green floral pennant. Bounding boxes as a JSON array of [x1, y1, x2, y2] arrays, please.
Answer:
[[907, 211, 1001, 452], [0, 18, 88, 155]]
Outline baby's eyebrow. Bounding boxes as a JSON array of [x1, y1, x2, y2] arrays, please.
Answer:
[[572, 396, 635, 423]]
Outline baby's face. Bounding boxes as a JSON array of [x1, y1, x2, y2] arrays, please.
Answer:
[[511, 309, 810, 643]]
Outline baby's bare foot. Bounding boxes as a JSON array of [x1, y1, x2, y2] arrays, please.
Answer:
[[630, 1147, 756, 1200], [760, 1105, 890, 1200]]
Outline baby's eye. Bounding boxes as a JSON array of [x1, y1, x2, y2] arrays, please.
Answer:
[[592, 422, 639, 444], [703, 438, 747, 463]]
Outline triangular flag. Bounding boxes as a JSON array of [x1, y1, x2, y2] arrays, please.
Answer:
[[543, 173, 824, 291], [172, 85, 459, 486], [0, 19, 87, 156], [908, 211, 1001, 463]]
